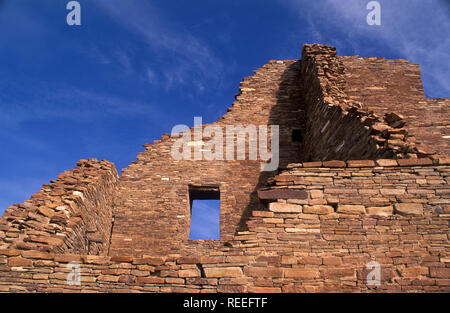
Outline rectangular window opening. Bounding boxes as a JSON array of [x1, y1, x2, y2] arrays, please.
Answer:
[[292, 129, 303, 143], [188, 186, 220, 240]]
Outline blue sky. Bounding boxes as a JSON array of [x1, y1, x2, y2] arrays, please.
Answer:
[[0, 0, 449, 229], [190, 200, 220, 240]]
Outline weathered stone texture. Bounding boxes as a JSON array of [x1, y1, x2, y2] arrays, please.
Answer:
[[0, 159, 118, 255], [0, 43, 448, 293]]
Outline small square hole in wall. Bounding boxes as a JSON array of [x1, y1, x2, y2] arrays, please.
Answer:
[[292, 129, 303, 143], [189, 186, 220, 240]]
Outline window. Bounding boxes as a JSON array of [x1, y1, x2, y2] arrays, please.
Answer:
[[188, 186, 220, 240], [292, 129, 303, 143]]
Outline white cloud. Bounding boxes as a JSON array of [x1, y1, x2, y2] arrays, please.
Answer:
[[282, 0, 450, 97], [0, 77, 166, 131], [95, 0, 224, 93]]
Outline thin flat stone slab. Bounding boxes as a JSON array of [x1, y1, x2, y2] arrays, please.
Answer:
[[258, 189, 308, 200]]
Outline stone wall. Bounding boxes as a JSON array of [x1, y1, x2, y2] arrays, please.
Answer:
[[0, 161, 448, 292], [109, 60, 305, 257], [300, 44, 428, 162], [0, 43, 448, 293], [0, 159, 119, 256], [342, 57, 450, 157]]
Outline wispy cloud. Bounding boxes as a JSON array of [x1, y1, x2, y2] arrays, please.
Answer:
[[0, 77, 167, 132], [95, 0, 225, 93], [282, 0, 450, 97]]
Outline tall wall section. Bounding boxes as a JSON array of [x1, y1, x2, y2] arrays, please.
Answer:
[[300, 44, 432, 162], [109, 60, 306, 257], [342, 57, 450, 156]]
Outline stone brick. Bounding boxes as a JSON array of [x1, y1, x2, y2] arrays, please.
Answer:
[[337, 205, 366, 214], [178, 268, 201, 278], [322, 268, 355, 278], [323, 160, 346, 168], [429, 267, 450, 278], [380, 189, 406, 195], [268, 202, 302, 213], [394, 203, 424, 216], [248, 286, 281, 293], [347, 160, 375, 167], [204, 267, 243, 278], [366, 206, 394, 216], [8, 257, 33, 267], [397, 158, 433, 167], [376, 159, 398, 167], [303, 205, 334, 215], [136, 276, 165, 284], [244, 267, 283, 277], [284, 268, 320, 279], [262, 218, 284, 224]]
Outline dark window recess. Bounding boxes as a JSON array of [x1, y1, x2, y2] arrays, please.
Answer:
[[292, 129, 303, 143], [188, 186, 220, 240]]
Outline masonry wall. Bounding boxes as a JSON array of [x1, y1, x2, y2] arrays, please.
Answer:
[[300, 44, 427, 162], [342, 57, 450, 156], [109, 60, 306, 257], [0, 161, 448, 292], [0, 43, 449, 293], [0, 159, 119, 256]]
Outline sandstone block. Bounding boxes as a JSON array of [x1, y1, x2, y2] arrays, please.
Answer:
[[309, 190, 323, 199], [262, 218, 284, 224], [322, 268, 355, 278], [269, 202, 302, 213], [284, 268, 320, 279], [204, 267, 243, 278], [347, 160, 375, 167], [252, 211, 274, 217], [376, 159, 398, 167], [399, 267, 429, 278], [248, 286, 281, 293], [394, 203, 424, 216], [380, 188, 406, 195], [21, 250, 53, 260], [8, 257, 33, 267], [337, 205, 366, 214], [303, 205, 334, 215], [302, 162, 322, 168], [179, 268, 201, 278], [397, 158, 432, 167], [244, 267, 283, 277], [430, 267, 450, 278], [136, 276, 165, 284], [366, 206, 394, 216], [323, 160, 346, 168]]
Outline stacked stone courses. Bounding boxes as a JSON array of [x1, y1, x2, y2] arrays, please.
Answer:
[[0, 44, 448, 292]]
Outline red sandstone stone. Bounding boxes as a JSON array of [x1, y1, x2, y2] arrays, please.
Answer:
[[322, 160, 347, 168], [284, 268, 320, 279], [397, 158, 433, 166], [302, 162, 323, 168], [347, 160, 376, 167], [204, 267, 243, 278], [8, 256, 33, 267]]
